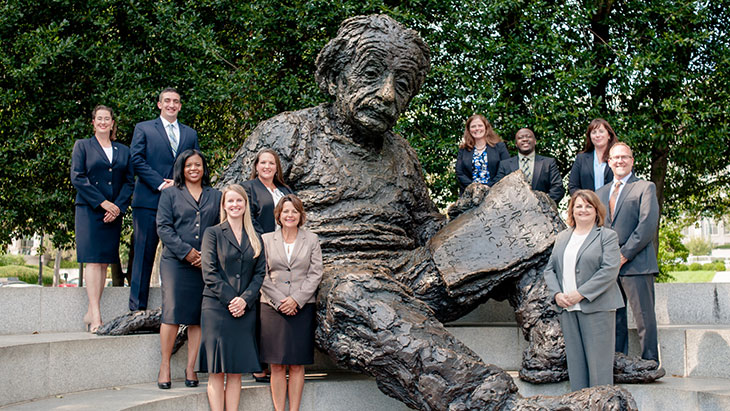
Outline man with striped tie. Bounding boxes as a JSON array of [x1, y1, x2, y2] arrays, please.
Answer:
[[129, 87, 199, 311], [597, 142, 661, 365]]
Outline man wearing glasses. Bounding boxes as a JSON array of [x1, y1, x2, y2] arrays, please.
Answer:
[[597, 142, 661, 367]]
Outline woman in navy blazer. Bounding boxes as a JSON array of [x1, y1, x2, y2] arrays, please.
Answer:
[[155, 149, 221, 389], [197, 184, 265, 411], [543, 190, 623, 391], [455, 114, 510, 193], [242, 149, 294, 235], [241, 148, 293, 382], [567, 118, 617, 195], [70, 105, 134, 332]]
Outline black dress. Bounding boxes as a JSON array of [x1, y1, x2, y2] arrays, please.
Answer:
[[196, 221, 265, 374], [70, 137, 134, 263], [156, 186, 221, 325]]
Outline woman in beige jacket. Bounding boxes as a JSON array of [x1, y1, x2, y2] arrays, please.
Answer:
[[260, 194, 323, 411]]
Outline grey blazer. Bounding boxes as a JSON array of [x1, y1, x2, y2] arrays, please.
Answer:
[[543, 225, 624, 313], [157, 186, 221, 261], [596, 174, 660, 276], [261, 228, 323, 310]]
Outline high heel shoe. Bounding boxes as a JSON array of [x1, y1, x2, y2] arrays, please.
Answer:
[[157, 371, 171, 390], [185, 370, 199, 387]]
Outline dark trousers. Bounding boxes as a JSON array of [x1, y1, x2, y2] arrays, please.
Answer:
[[129, 207, 159, 311], [615, 274, 659, 362]]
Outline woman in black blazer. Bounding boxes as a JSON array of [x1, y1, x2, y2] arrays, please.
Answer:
[[197, 184, 265, 411], [242, 149, 294, 234], [241, 148, 293, 382], [70, 105, 133, 333], [155, 149, 221, 389], [455, 114, 510, 193], [567, 118, 617, 195]]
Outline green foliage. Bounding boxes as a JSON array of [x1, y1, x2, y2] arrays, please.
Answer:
[[689, 262, 704, 271], [0, 265, 52, 285], [2, 0, 730, 250], [716, 244, 730, 249], [685, 236, 713, 256], [668, 270, 716, 283], [656, 222, 688, 282], [0, 254, 26, 266], [45, 258, 78, 269], [705, 261, 726, 271]]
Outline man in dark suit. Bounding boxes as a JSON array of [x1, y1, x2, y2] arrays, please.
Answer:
[[596, 142, 660, 363], [495, 128, 564, 203], [129, 88, 200, 311]]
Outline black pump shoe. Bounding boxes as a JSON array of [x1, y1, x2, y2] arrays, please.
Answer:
[[157, 381, 171, 389], [185, 379, 199, 387]]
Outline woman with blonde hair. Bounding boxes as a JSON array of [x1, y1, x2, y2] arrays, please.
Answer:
[[197, 184, 265, 411], [455, 114, 510, 193]]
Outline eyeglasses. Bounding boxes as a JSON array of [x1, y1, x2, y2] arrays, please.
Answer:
[[610, 155, 633, 161]]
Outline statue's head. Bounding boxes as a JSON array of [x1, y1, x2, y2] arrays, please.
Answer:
[[316, 15, 430, 137]]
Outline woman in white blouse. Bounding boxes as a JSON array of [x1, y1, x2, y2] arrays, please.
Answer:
[[543, 189, 623, 391]]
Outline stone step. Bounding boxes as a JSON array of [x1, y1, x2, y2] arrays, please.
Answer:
[[3, 372, 729, 411], [3, 283, 730, 336], [3, 322, 729, 407]]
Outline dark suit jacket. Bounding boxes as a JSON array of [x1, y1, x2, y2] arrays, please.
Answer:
[[241, 178, 294, 234], [71, 137, 134, 212], [130, 118, 199, 209], [455, 142, 510, 192], [260, 228, 323, 309], [568, 151, 613, 195], [157, 185, 222, 261], [596, 174, 660, 276], [543, 225, 624, 313], [495, 154, 565, 203], [201, 221, 265, 308]]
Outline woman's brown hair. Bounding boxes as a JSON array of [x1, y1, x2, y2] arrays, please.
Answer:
[[248, 148, 290, 190], [459, 114, 502, 150], [92, 105, 118, 141], [274, 194, 306, 228], [566, 189, 606, 228], [581, 118, 617, 162]]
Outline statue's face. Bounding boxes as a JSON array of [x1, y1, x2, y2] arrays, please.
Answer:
[[334, 34, 422, 136]]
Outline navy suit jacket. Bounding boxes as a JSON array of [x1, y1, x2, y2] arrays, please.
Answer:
[[71, 137, 134, 212], [241, 178, 294, 234], [495, 154, 565, 203], [568, 151, 613, 194], [596, 174, 660, 276], [455, 142, 510, 192], [130, 118, 199, 209]]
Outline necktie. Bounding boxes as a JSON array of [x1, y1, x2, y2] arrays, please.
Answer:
[[521, 157, 532, 183], [167, 124, 178, 155], [609, 181, 622, 218]]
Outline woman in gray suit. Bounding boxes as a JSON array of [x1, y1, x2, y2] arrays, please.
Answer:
[[260, 194, 323, 411], [543, 189, 623, 391], [156, 149, 221, 389]]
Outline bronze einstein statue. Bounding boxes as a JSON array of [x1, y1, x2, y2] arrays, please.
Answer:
[[218, 14, 646, 410]]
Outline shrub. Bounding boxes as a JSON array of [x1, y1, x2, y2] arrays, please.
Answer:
[[689, 263, 704, 271], [685, 237, 713, 256], [0, 265, 53, 285], [0, 254, 26, 267], [704, 262, 726, 271]]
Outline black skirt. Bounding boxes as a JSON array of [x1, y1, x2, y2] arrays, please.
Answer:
[[75, 205, 122, 263], [196, 295, 262, 374], [160, 256, 204, 325], [259, 302, 316, 365]]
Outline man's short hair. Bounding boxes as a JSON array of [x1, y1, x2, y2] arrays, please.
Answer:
[[158, 87, 181, 102]]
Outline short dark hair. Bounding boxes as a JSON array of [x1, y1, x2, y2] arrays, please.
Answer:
[[566, 189, 606, 228], [158, 87, 181, 102], [173, 149, 211, 188], [274, 194, 306, 227]]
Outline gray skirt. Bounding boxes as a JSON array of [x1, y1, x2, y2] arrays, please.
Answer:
[[259, 302, 316, 365]]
